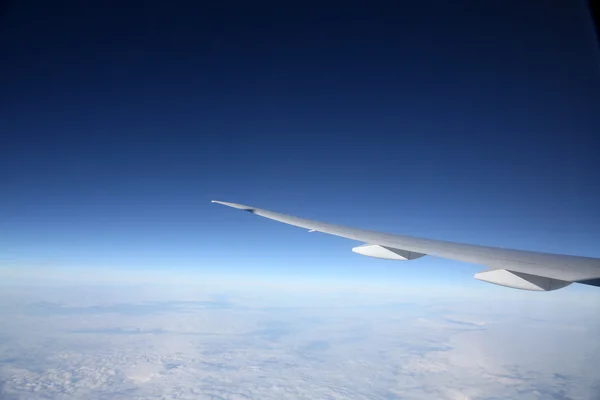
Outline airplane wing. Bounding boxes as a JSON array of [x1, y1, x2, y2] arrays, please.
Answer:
[[211, 201, 600, 291]]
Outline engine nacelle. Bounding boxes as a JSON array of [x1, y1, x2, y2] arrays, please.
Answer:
[[352, 244, 426, 261], [474, 268, 572, 291]]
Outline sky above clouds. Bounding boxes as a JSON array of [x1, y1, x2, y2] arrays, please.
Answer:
[[1, 0, 600, 398], [1, 0, 599, 274]]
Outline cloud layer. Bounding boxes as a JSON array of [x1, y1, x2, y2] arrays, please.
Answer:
[[0, 282, 598, 399]]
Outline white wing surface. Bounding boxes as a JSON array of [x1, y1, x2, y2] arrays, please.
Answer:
[[212, 201, 600, 291]]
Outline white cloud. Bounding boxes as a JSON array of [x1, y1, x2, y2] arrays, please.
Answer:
[[0, 281, 598, 399]]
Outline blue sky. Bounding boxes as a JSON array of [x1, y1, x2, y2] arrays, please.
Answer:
[[1, 1, 599, 292]]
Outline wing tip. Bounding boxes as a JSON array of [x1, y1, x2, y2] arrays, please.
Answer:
[[211, 200, 255, 213]]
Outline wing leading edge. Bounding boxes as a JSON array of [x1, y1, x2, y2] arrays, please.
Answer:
[[211, 200, 600, 291]]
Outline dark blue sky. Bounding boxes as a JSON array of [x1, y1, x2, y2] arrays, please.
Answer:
[[2, 1, 599, 283]]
